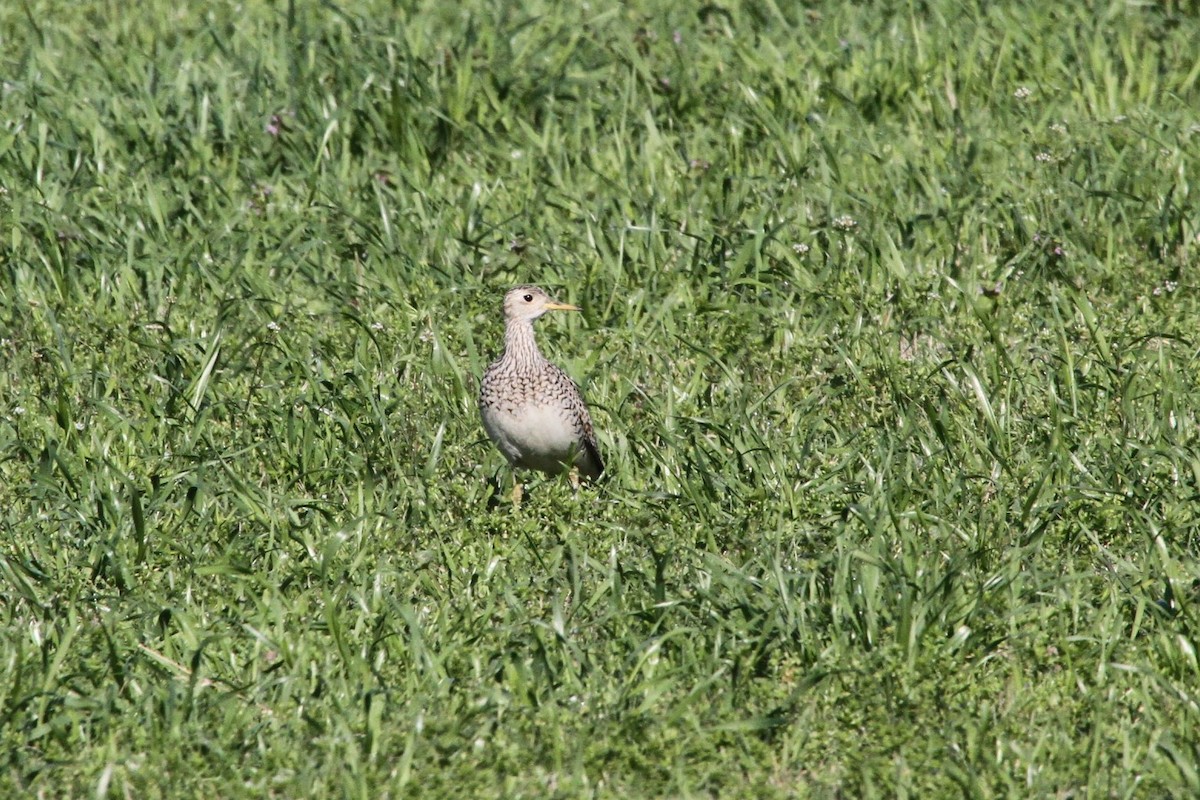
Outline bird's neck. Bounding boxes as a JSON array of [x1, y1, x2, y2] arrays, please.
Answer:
[[504, 319, 545, 365]]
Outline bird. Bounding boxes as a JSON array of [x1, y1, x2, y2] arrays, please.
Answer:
[[479, 285, 604, 505]]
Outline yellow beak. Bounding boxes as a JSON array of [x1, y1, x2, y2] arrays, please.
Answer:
[[543, 301, 581, 312]]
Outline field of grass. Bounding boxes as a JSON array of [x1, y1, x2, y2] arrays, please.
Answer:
[[2, 0, 1199, 796]]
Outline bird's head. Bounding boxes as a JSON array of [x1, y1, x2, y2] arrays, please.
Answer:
[[503, 285, 580, 323]]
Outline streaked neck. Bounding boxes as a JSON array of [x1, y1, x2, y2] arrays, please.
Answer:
[[504, 318, 544, 365]]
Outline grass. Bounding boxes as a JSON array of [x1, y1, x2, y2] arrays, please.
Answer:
[[1, 0, 1199, 796]]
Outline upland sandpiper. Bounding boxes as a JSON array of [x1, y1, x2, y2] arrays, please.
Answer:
[[479, 285, 604, 504]]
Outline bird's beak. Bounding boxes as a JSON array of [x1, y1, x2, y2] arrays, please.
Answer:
[[543, 301, 581, 312]]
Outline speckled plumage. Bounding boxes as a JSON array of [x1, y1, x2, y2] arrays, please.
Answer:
[[479, 286, 604, 485]]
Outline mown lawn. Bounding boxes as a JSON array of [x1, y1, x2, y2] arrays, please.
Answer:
[[2, 0, 1199, 796]]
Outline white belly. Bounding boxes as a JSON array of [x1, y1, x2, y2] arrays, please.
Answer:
[[482, 403, 582, 475]]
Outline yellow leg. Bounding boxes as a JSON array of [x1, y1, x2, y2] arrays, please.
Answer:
[[511, 475, 523, 507], [568, 467, 581, 492]]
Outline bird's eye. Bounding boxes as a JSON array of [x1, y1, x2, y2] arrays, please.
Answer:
[[523, 294, 534, 302]]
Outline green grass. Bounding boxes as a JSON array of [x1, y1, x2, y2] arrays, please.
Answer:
[[2, 0, 1199, 796]]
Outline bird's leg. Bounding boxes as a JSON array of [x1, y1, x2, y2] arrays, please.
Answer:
[[511, 474, 524, 507], [568, 466, 581, 492]]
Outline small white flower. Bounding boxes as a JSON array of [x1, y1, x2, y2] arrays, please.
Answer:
[[511, 149, 523, 159], [791, 242, 810, 254], [267, 321, 281, 332], [1049, 122, 1067, 135], [371, 321, 385, 331], [74, 421, 85, 431], [13, 406, 25, 416], [1014, 86, 1032, 100], [832, 215, 857, 231], [1035, 151, 1054, 163]]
